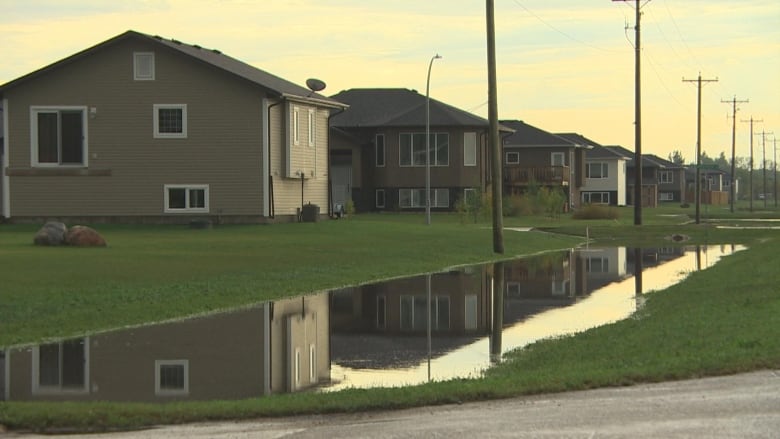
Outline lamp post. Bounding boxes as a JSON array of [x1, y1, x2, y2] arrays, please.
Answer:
[[425, 53, 442, 225]]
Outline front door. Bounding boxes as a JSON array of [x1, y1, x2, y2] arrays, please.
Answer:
[[331, 164, 352, 213]]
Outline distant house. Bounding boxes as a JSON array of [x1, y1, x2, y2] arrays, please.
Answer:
[[329, 88, 496, 212], [685, 165, 730, 205], [607, 147, 686, 206], [557, 133, 629, 206], [0, 30, 346, 223], [499, 120, 588, 208]]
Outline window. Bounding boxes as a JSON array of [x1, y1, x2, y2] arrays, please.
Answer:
[[659, 192, 674, 201], [659, 170, 673, 183], [505, 151, 520, 164], [506, 282, 521, 297], [293, 107, 300, 145], [309, 344, 317, 382], [399, 132, 449, 167], [465, 295, 478, 330], [155, 360, 189, 396], [31, 107, 87, 166], [582, 192, 610, 204], [307, 109, 315, 146], [164, 185, 209, 213], [295, 348, 301, 387], [586, 257, 609, 273], [399, 188, 448, 208], [33, 338, 88, 394], [375, 134, 385, 167], [153, 104, 187, 138], [400, 295, 450, 331], [375, 189, 386, 208], [463, 132, 477, 166], [134, 52, 155, 80], [586, 162, 608, 179], [551, 152, 565, 166]]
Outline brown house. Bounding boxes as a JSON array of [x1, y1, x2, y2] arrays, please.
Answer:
[[608, 146, 687, 206], [499, 120, 589, 208], [329, 88, 497, 212], [0, 30, 346, 224]]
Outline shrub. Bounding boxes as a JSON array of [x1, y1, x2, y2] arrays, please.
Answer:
[[572, 204, 620, 220]]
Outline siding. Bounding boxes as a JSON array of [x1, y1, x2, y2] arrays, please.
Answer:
[[5, 38, 269, 219]]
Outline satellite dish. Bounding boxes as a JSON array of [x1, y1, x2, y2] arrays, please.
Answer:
[[306, 78, 327, 94]]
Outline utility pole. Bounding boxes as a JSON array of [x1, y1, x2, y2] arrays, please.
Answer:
[[683, 73, 718, 224], [757, 130, 773, 209], [613, 0, 649, 225], [721, 96, 748, 212], [741, 117, 762, 211], [486, 0, 503, 254]]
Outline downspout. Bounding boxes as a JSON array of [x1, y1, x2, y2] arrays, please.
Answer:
[[266, 97, 285, 219], [326, 107, 347, 218], [1, 100, 9, 220]]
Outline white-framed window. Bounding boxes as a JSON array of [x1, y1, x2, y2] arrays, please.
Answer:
[[295, 348, 301, 387], [505, 151, 520, 164], [293, 107, 300, 145], [551, 152, 565, 166], [659, 192, 674, 201], [31, 106, 88, 166], [399, 132, 449, 167], [464, 295, 478, 330], [154, 359, 189, 396], [375, 134, 385, 167], [153, 104, 187, 138], [552, 280, 569, 296], [659, 170, 673, 184], [32, 338, 89, 394], [400, 295, 450, 331], [399, 188, 449, 208], [375, 189, 386, 208], [463, 188, 477, 205], [586, 257, 609, 273], [164, 184, 209, 213], [134, 52, 155, 80], [307, 109, 315, 146], [309, 344, 317, 382], [463, 132, 477, 166], [582, 192, 610, 204], [586, 162, 608, 179]]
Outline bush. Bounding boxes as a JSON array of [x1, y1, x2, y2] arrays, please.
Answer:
[[572, 204, 620, 220]]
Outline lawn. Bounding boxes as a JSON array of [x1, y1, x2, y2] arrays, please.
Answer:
[[1, 206, 779, 432]]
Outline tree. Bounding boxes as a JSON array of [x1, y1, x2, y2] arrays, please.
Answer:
[[668, 150, 686, 165]]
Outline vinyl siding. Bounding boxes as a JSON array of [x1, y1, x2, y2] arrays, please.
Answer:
[[5, 37, 269, 219]]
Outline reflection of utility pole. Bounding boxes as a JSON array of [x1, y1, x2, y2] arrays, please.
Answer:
[[683, 74, 718, 224], [774, 136, 778, 208], [757, 130, 773, 209], [426, 274, 432, 381], [721, 96, 748, 212], [486, 0, 504, 253], [613, 0, 650, 225], [490, 261, 504, 363], [741, 117, 762, 211]]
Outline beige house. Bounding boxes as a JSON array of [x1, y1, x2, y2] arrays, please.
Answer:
[[0, 30, 346, 224]]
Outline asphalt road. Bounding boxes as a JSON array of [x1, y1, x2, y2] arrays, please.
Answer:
[[10, 369, 780, 438]]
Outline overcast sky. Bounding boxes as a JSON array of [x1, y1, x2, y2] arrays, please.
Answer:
[[2, 0, 778, 162]]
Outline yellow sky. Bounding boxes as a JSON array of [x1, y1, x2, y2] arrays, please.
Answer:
[[2, 0, 778, 162]]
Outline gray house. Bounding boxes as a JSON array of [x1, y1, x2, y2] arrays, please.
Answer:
[[0, 30, 346, 223], [557, 133, 630, 207]]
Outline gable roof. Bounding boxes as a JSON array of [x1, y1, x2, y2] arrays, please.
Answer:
[[500, 120, 577, 148], [0, 30, 345, 109], [556, 133, 630, 160], [606, 146, 685, 169], [329, 88, 492, 128]]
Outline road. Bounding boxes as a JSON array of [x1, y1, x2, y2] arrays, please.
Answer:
[[9, 370, 780, 438]]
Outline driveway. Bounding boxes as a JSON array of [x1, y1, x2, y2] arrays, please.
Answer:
[[10, 370, 780, 438]]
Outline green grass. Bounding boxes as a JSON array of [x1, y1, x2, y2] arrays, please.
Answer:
[[1, 208, 779, 433]]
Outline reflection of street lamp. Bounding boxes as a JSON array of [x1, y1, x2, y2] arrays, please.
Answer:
[[426, 54, 442, 225]]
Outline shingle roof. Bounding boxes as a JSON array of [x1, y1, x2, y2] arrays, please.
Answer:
[[499, 120, 576, 147], [329, 88, 491, 128], [1, 30, 345, 108]]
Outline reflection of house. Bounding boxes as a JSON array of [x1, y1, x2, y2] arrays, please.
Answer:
[[499, 120, 588, 208], [557, 134, 629, 206], [574, 247, 629, 293], [328, 88, 495, 213], [0, 30, 345, 223], [626, 246, 686, 273], [2, 293, 329, 402]]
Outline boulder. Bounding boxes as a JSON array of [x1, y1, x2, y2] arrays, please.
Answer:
[[33, 221, 68, 246], [64, 225, 107, 247]]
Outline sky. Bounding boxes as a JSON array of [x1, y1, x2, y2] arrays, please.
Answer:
[[2, 0, 779, 163]]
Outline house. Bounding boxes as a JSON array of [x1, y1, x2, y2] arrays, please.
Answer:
[[499, 120, 588, 208], [2, 293, 329, 402], [607, 147, 687, 206], [328, 88, 496, 213], [0, 30, 346, 224], [685, 165, 730, 204], [557, 133, 629, 206]]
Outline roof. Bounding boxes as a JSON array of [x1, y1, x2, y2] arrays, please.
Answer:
[[606, 147, 685, 169], [329, 88, 494, 128], [556, 133, 631, 160], [499, 120, 577, 148], [0, 30, 346, 109]]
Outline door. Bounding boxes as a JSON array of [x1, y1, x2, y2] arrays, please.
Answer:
[[331, 164, 352, 212]]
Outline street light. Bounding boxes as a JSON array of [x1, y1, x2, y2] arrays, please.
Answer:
[[426, 53, 442, 225]]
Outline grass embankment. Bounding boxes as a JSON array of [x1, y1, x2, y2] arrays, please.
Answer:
[[1, 210, 779, 432]]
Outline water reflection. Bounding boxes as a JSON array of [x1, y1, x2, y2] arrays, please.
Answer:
[[1, 245, 741, 402]]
